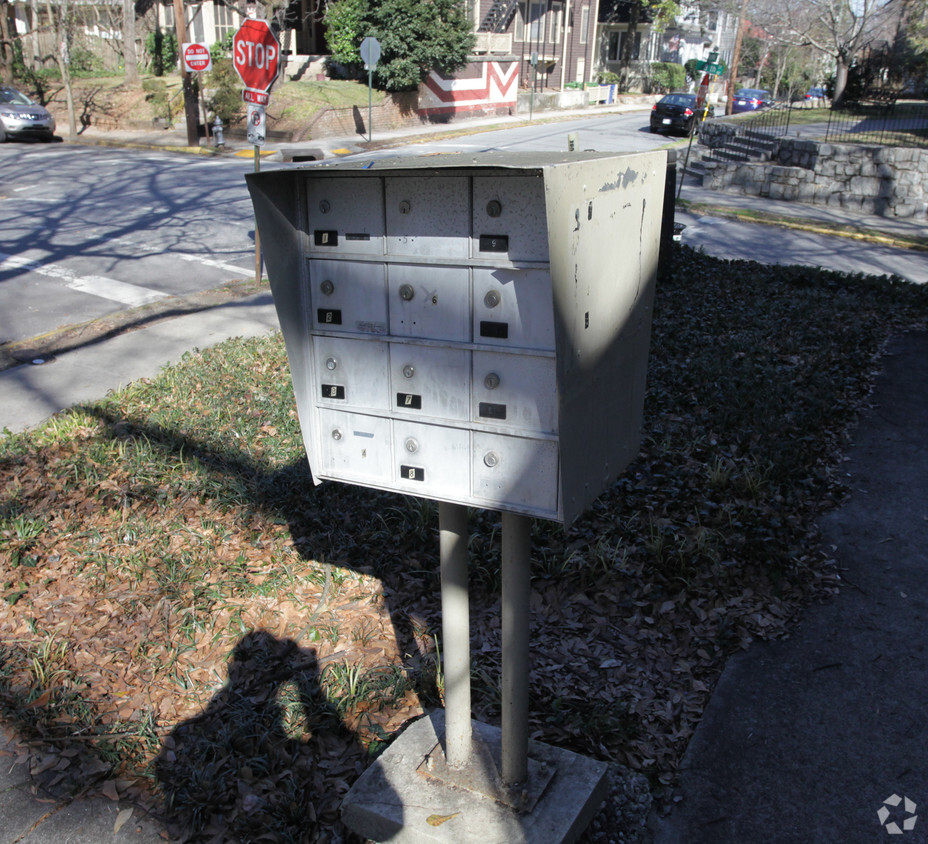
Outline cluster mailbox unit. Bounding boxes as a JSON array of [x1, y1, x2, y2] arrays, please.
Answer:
[[246, 151, 666, 525], [247, 151, 666, 841]]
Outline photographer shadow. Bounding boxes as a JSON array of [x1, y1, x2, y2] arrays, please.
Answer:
[[155, 629, 392, 842]]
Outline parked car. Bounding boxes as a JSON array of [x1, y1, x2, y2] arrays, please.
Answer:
[[650, 93, 714, 136], [804, 86, 828, 104], [731, 88, 773, 114], [0, 86, 56, 142]]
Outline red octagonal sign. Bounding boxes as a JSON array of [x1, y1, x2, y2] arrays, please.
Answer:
[[232, 19, 280, 93]]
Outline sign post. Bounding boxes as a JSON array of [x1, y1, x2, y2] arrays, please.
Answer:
[[232, 19, 280, 284], [359, 36, 381, 143]]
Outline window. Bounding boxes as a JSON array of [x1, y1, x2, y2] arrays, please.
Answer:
[[163, 1, 174, 28], [620, 30, 641, 60], [515, 2, 525, 41], [528, 1, 544, 42], [214, 1, 235, 42], [579, 6, 589, 45], [550, 3, 562, 44], [608, 31, 619, 61]]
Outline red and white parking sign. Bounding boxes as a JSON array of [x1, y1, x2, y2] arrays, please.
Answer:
[[232, 20, 280, 93]]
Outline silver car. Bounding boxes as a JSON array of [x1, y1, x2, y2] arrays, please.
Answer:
[[0, 86, 56, 142]]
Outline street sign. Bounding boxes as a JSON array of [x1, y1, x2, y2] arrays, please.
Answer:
[[359, 36, 381, 69], [182, 42, 212, 74], [696, 60, 725, 75], [247, 103, 267, 146], [233, 19, 280, 93], [243, 88, 270, 106]]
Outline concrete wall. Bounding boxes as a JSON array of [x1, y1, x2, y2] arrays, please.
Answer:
[[698, 135, 928, 219]]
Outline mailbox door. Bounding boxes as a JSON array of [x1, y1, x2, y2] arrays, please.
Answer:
[[309, 260, 388, 335], [306, 177, 384, 255], [390, 344, 471, 421], [472, 268, 555, 350], [472, 176, 549, 263], [388, 264, 470, 342], [385, 176, 470, 259], [316, 410, 393, 483], [393, 420, 470, 499], [313, 337, 390, 411], [472, 432, 558, 514], [472, 351, 558, 433]]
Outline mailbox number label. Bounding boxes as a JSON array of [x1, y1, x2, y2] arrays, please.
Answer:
[[479, 234, 509, 253], [480, 321, 510, 339], [479, 402, 507, 420], [400, 465, 425, 482], [317, 309, 342, 325], [396, 393, 422, 410], [321, 384, 346, 400], [314, 230, 339, 246]]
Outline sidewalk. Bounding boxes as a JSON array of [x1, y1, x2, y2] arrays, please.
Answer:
[[651, 332, 928, 843], [4, 109, 928, 842]]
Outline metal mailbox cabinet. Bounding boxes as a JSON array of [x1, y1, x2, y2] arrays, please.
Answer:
[[246, 151, 666, 524]]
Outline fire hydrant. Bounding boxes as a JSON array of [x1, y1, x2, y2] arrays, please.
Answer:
[[212, 115, 225, 149]]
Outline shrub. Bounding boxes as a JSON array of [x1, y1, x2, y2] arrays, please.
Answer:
[[651, 61, 686, 92]]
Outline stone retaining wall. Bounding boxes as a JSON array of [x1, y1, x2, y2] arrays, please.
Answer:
[[698, 136, 928, 218]]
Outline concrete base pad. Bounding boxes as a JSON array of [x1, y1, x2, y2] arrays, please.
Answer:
[[341, 710, 608, 843]]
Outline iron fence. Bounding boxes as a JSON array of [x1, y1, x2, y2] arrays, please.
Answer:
[[824, 96, 928, 146]]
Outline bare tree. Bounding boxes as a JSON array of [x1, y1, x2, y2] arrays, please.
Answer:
[[746, 0, 901, 104]]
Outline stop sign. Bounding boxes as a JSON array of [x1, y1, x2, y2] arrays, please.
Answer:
[[232, 19, 280, 93]]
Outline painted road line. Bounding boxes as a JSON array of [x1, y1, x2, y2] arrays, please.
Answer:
[[109, 238, 251, 275], [0, 252, 168, 307]]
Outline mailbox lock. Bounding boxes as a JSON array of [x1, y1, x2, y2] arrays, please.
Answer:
[[404, 437, 419, 453], [486, 200, 503, 218], [331, 428, 343, 441], [320, 279, 335, 296], [325, 357, 338, 371], [399, 200, 411, 215], [484, 372, 501, 390], [483, 451, 500, 468], [402, 364, 415, 379], [484, 290, 501, 309], [399, 284, 415, 301], [319, 199, 331, 214]]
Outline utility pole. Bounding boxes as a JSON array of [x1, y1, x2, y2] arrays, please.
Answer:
[[725, 0, 748, 116], [172, 0, 200, 146]]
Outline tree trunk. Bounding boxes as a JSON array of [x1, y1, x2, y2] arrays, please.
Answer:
[[46, 0, 77, 136], [29, 0, 40, 70], [122, 0, 139, 84], [832, 58, 849, 106], [0, 0, 15, 84]]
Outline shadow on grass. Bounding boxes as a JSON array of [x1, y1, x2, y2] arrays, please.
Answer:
[[155, 630, 386, 842]]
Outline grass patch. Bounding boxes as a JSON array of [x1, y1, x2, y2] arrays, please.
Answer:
[[1, 247, 928, 836]]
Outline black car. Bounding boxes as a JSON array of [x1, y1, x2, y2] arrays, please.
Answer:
[[0, 86, 56, 142], [650, 93, 714, 136]]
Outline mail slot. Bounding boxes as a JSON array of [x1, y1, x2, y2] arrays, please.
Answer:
[[248, 151, 666, 523], [390, 345, 470, 421], [309, 260, 388, 335]]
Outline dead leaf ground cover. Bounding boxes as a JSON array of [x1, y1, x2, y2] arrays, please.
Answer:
[[1, 245, 927, 841]]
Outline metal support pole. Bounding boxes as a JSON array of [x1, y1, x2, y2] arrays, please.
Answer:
[[501, 511, 531, 786], [439, 502, 471, 769]]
